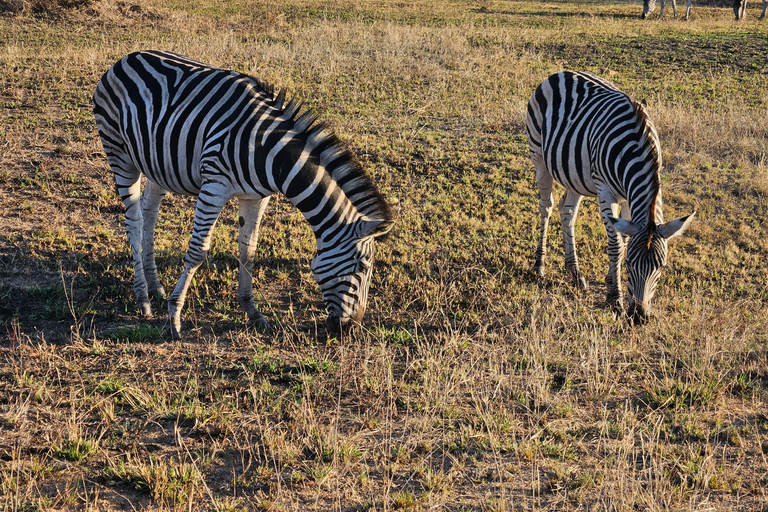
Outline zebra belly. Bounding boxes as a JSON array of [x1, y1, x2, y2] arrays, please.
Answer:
[[544, 136, 598, 198], [142, 160, 202, 197], [550, 166, 597, 198]]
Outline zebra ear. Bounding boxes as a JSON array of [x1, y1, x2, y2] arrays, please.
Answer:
[[658, 212, 696, 241], [607, 216, 643, 237], [357, 218, 394, 239]]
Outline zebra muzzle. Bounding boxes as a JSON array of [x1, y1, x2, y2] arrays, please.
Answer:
[[325, 307, 365, 338], [628, 303, 650, 325]]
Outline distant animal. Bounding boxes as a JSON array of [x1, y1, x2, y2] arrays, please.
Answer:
[[641, 0, 692, 20], [93, 50, 393, 339], [737, 0, 768, 18], [525, 71, 695, 324], [642, 0, 766, 19]]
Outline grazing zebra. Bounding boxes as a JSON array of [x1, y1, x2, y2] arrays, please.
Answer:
[[641, 0, 692, 20], [642, 0, 765, 19], [93, 50, 394, 339], [735, 0, 768, 19], [526, 71, 695, 323]]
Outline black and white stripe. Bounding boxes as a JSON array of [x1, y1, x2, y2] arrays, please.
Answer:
[[93, 50, 393, 338], [526, 71, 695, 323]]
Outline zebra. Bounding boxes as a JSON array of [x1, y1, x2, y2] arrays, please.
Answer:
[[641, 0, 692, 20], [93, 50, 394, 339], [735, 0, 768, 18], [526, 71, 695, 324], [642, 0, 766, 19]]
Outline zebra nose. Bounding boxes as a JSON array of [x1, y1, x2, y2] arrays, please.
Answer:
[[351, 305, 365, 324], [325, 308, 365, 338], [325, 315, 343, 338]]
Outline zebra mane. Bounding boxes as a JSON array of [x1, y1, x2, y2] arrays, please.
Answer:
[[251, 78, 393, 223], [630, 98, 662, 242]]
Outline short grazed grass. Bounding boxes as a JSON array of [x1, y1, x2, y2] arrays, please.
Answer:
[[1, 0, 767, 510]]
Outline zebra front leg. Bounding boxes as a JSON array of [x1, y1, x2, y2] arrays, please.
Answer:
[[601, 201, 627, 314], [532, 151, 554, 277], [685, 0, 692, 19], [141, 180, 167, 300], [559, 190, 587, 290], [237, 196, 271, 331], [760, 0, 767, 19], [116, 171, 152, 317], [167, 188, 228, 339]]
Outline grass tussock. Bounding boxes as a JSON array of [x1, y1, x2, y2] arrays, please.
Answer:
[[1, 0, 767, 510], [0, 0, 93, 14]]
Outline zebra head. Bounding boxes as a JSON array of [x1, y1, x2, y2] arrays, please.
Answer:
[[311, 218, 393, 336], [641, 0, 656, 18], [608, 213, 695, 324]]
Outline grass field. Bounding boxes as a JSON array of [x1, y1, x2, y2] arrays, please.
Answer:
[[1, 0, 767, 510]]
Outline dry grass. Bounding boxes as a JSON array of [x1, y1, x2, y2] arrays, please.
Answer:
[[1, 0, 767, 510]]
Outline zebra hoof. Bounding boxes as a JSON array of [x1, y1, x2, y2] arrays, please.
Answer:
[[138, 301, 152, 317], [609, 302, 625, 320], [570, 272, 587, 290], [166, 324, 182, 340], [532, 264, 544, 278], [248, 314, 272, 332]]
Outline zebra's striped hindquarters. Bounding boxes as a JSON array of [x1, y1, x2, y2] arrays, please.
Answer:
[[93, 50, 393, 338], [526, 71, 695, 323]]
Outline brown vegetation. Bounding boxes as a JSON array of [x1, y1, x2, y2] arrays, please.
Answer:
[[0, 0, 767, 510]]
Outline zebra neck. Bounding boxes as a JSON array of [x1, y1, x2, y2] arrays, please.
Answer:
[[279, 163, 366, 243], [627, 186, 665, 228]]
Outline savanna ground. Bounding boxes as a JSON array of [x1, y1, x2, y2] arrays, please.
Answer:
[[1, 0, 767, 510]]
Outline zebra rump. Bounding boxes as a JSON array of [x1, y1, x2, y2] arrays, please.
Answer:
[[93, 50, 393, 338], [526, 71, 695, 323]]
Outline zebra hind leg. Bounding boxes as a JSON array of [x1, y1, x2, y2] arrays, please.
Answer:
[[559, 190, 587, 290], [237, 196, 272, 331], [113, 165, 152, 317], [141, 180, 167, 301], [532, 152, 554, 277]]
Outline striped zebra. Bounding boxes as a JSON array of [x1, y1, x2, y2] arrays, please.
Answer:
[[93, 50, 393, 339], [738, 0, 768, 18], [641, 0, 692, 19], [642, 0, 766, 19], [526, 71, 695, 323]]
